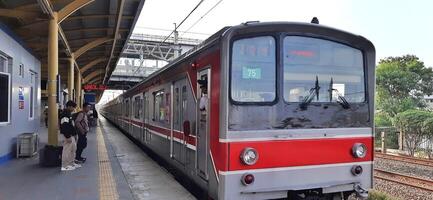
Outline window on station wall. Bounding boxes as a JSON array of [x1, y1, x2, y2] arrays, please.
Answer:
[[0, 54, 10, 124], [29, 71, 37, 120], [19, 64, 24, 78]]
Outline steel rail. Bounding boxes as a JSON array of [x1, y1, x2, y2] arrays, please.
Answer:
[[374, 169, 433, 192], [375, 152, 433, 167]]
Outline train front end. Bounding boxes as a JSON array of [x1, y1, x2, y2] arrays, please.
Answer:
[[218, 22, 375, 200]]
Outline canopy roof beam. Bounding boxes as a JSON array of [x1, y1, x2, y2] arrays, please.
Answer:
[[58, 0, 95, 24], [84, 69, 105, 83], [80, 58, 107, 74], [103, 0, 125, 84], [74, 37, 113, 59]]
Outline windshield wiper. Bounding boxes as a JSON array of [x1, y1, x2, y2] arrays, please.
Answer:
[[300, 76, 320, 110], [328, 77, 350, 109]]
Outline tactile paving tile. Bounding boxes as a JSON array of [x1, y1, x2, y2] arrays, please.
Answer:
[[97, 127, 119, 200]]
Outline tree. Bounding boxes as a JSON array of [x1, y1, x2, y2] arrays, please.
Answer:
[[375, 112, 392, 127], [394, 110, 433, 156], [376, 55, 433, 118], [422, 118, 433, 159]]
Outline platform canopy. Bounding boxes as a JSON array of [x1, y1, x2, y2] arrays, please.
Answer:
[[0, 0, 145, 100]]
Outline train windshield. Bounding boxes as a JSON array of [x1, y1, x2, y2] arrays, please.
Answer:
[[230, 36, 276, 103], [283, 36, 365, 103]]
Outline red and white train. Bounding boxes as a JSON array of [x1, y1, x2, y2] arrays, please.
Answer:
[[101, 20, 375, 200]]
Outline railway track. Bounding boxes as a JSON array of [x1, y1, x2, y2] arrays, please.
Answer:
[[375, 152, 433, 168], [374, 169, 433, 192]]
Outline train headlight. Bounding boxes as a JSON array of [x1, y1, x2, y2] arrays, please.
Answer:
[[240, 148, 259, 165], [352, 143, 367, 158]]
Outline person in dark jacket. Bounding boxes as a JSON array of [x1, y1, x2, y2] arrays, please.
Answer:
[[92, 107, 98, 126], [75, 102, 91, 163], [60, 101, 81, 171]]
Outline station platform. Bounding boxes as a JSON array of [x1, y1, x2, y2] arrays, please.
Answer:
[[0, 118, 195, 200]]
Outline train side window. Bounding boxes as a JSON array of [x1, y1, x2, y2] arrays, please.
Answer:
[[134, 96, 141, 119], [174, 88, 180, 127], [144, 95, 148, 121], [181, 86, 187, 125], [153, 90, 165, 122], [125, 99, 129, 117], [230, 36, 276, 103], [165, 92, 170, 124], [0, 54, 10, 124], [139, 98, 143, 119]]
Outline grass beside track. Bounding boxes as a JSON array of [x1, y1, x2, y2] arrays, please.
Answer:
[[367, 190, 398, 200]]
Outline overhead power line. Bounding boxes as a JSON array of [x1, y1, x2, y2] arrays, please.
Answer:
[[134, 26, 211, 36], [160, 0, 205, 44], [180, 0, 224, 37], [130, 0, 207, 80]]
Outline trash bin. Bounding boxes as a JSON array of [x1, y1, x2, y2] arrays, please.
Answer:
[[16, 133, 38, 158], [39, 145, 63, 167]]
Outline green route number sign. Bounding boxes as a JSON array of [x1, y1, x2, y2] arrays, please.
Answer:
[[242, 67, 261, 79]]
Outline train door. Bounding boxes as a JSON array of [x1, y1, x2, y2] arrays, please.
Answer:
[[172, 79, 188, 165], [123, 98, 129, 130], [128, 98, 132, 135], [197, 68, 210, 179], [143, 92, 151, 143], [124, 98, 131, 133], [141, 93, 145, 143]]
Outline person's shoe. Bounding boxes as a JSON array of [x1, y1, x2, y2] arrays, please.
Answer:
[[76, 157, 87, 162], [72, 163, 82, 168], [61, 165, 76, 171], [75, 159, 84, 164]]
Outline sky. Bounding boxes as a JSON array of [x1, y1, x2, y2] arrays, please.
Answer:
[[99, 0, 433, 104], [133, 0, 433, 66]]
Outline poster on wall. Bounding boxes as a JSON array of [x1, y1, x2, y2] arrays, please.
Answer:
[[18, 87, 24, 109]]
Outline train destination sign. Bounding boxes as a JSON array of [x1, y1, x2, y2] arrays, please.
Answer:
[[83, 84, 108, 91], [242, 66, 262, 79]]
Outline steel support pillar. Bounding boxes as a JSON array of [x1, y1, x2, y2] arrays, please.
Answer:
[[68, 55, 74, 101], [47, 12, 59, 146]]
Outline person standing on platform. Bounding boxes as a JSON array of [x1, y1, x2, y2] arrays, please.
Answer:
[[60, 101, 81, 171], [92, 107, 99, 126], [75, 102, 91, 163], [43, 106, 48, 127]]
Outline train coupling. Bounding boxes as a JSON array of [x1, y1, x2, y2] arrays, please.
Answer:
[[354, 183, 368, 199]]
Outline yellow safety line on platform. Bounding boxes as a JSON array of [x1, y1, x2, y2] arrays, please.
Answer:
[[97, 126, 119, 200]]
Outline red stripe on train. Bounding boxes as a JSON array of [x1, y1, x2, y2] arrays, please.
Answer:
[[228, 137, 373, 170], [119, 117, 196, 146]]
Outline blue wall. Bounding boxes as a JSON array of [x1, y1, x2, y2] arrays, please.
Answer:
[[0, 23, 41, 165]]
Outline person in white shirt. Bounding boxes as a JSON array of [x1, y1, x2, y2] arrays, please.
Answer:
[[198, 79, 208, 112]]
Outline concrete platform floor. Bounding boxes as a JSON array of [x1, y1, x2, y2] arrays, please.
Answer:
[[0, 117, 195, 200]]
